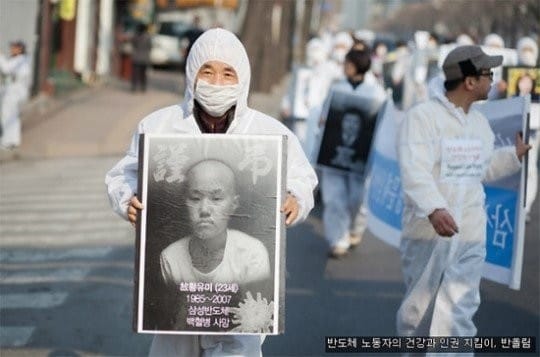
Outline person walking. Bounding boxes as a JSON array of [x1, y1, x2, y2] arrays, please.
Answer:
[[396, 45, 531, 340], [0, 40, 30, 149], [105, 28, 317, 356], [130, 23, 152, 93], [319, 48, 386, 258]]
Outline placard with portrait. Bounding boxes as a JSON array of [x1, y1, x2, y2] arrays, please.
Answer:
[[316, 90, 381, 173], [134, 134, 287, 335], [503, 66, 540, 102]]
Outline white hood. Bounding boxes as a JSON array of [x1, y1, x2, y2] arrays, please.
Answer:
[[181, 28, 251, 120]]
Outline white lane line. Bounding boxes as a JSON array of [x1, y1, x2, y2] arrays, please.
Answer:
[[0, 326, 35, 347], [0, 292, 68, 309], [0, 211, 118, 223], [0, 268, 92, 284], [0, 200, 110, 211], [0, 222, 126, 234], [0, 194, 106, 204], [0, 247, 114, 263]]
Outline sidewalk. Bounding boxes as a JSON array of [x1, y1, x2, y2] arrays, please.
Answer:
[[0, 70, 286, 162]]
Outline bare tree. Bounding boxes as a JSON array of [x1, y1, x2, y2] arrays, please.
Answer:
[[375, 0, 539, 46], [240, 0, 295, 92]]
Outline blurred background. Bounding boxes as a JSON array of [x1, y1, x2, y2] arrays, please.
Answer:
[[0, 1, 538, 356], [0, 0, 538, 96]]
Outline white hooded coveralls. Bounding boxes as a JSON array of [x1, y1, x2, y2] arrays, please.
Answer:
[[396, 93, 521, 337], [105, 28, 318, 356], [319, 79, 386, 249], [0, 53, 30, 147]]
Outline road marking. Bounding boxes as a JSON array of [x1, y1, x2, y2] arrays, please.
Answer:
[[0, 267, 92, 284], [0, 222, 126, 235], [0, 292, 68, 309], [0, 327, 35, 347], [0, 210, 118, 223], [0, 247, 114, 263]]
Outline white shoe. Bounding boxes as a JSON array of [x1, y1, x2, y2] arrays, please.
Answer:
[[349, 234, 363, 247], [329, 246, 348, 259]]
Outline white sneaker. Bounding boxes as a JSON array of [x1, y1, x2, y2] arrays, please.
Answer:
[[329, 245, 348, 259], [349, 234, 363, 247]]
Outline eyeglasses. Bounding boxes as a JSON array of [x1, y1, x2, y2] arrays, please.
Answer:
[[477, 70, 494, 79]]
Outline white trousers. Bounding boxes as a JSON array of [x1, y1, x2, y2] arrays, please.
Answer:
[[396, 206, 486, 338], [303, 106, 322, 164], [149, 334, 265, 357], [1, 93, 22, 147], [321, 168, 366, 248]]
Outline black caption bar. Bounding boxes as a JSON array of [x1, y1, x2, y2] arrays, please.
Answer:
[[325, 336, 536, 353]]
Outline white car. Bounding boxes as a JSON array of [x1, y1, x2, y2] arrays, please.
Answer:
[[150, 21, 190, 66]]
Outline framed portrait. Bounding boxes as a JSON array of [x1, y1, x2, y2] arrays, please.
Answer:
[[316, 90, 381, 173], [503, 66, 540, 102], [134, 134, 287, 335]]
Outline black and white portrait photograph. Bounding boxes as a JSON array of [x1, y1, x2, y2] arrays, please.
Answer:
[[316, 90, 381, 173], [134, 134, 286, 335]]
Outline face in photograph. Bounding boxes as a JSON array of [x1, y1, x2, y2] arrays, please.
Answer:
[[341, 113, 361, 147], [185, 160, 239, 240], [517, 73, 534, 96]]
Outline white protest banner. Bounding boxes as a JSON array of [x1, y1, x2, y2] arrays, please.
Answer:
[[366, 97, 528, 289]]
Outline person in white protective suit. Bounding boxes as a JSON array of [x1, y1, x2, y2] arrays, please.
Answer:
[[300, 38, 338, 162], [0, 41, 31, 149], [319, 48, 386, 258], [279, 37, 330, 151], [303, 32, 354, 163], [516, 36, 539, 221], [397, 46, 531, 339], [482, 33, 509, 100], [328, 31, 354, 81], [456, 34, 475, 46], [105, 28, 317, 356], [388, 40, 411, 109]]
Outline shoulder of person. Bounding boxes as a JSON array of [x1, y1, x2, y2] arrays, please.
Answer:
[[330, 79, 349, 91], [406, 100, 439, 122], [358, 80, 386, 97], [138, 104, 183, 132], [245, 108, 292, 134]]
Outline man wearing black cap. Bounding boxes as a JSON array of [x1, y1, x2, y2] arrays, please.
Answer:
[[396, 45, 531, 338], [0, 40, 30, 149]]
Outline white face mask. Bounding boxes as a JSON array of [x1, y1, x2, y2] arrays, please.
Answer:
[[194, 79, 240, 117]]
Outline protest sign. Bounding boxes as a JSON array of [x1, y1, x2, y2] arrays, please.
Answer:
[[503, 66, 540, 102], [135, 134, 286, 334], [317, 90, 380, 174]]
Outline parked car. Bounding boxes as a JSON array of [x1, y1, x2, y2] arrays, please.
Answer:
[[150, 21, 190, 67]]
